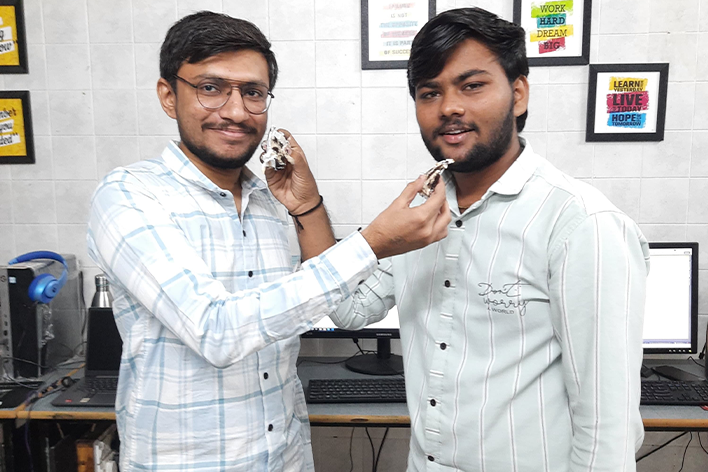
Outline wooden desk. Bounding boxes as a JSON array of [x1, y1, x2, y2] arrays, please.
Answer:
[[11, 357, 708, 431]]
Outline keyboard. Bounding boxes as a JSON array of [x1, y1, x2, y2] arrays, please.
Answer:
[[82, 377, 118, 392], [641, 380, 708, 405], [306, 378, 406, 404]]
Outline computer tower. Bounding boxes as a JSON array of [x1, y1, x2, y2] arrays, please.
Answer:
[[0, 254, 83, 379]]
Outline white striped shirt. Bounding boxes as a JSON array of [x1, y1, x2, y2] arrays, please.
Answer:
[[87, 142, 378, 472], [333, 141, 650, 472]]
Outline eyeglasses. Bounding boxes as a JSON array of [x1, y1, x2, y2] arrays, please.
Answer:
[[174, 75, 274, 115]]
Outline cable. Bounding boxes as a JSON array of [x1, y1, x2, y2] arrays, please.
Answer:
[[364, 428, 375, 472], [678, 432, 692, 472], [296, 352, 366, 367], [79, 270, 88, 337], [698, 432, 708, 455], [688, 356, 705, 369], [24, 393, 35, 472], [636, 432, 687, 461], [353, 338, 367, 356], [347, 428, 355, 472], [373, 428, 389, 472], [0, 356, 49, 369]]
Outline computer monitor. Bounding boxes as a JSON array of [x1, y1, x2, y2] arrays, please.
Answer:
[[302, 306, 402, 375], [643, 242, 699, 354]]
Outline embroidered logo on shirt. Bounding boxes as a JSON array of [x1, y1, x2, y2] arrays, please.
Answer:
[[477, 281, 529, 316]]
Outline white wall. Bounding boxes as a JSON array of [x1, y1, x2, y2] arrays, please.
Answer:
[[1, 0, 708, 470]]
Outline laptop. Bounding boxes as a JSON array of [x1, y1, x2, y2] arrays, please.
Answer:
[[52, 307, 122, 407]]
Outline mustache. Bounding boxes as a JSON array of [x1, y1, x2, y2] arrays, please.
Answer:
[[204, 121, 257, 134], [433, 119, 478, 136]]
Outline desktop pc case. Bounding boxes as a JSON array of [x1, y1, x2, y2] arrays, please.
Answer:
[[0, 254, 83, 379]]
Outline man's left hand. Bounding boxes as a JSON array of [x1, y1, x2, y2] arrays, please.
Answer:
[[264, 129, 320, 215]]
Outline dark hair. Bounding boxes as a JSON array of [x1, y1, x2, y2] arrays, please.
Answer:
[[160, 11, 278, 91], [407, 8, 529, 132]]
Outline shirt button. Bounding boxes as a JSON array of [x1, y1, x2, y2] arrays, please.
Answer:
[[444, 280, 451, 287], [248, 270, 254, 277], [263, 372, 269, 380], [268, 424, 274, 432], [440, 343, 447, 350], [455, 220, 462, 227], [219, 192, 227, 197], [428, 455, 435, 462], [430, 399, 436, 406]]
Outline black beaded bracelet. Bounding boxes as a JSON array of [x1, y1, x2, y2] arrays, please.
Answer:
[[288, 195, 324, 230]]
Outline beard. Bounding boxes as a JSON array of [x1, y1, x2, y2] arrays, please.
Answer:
[[422, 101, 516, 174], [178, 121, 261, 170]]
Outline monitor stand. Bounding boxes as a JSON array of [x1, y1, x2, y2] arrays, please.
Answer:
[[345, 338, 403, 376]]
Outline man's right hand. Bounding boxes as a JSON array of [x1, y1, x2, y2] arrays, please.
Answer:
[[361, 175, 451, 259]]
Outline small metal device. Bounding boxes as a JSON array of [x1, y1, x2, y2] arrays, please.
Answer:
[[259, 127, 294, 172], [420, 159, 454, 198]]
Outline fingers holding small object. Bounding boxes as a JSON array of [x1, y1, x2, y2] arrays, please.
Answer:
[[260, 127, 294, 171], [419, 159, 454, 198]]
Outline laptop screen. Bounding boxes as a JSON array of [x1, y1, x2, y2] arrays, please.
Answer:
[[86, 307, 122, 374]]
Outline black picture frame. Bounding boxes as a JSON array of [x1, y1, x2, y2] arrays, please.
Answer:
[[0, 90, 34, 164], [361, 0, 436, 70], [586, 63, 669, 142], [0, 0, 29, 74], [513, 0, 591, 67]]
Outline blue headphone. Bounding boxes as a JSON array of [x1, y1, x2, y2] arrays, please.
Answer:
[[8, 251, 68, 304]]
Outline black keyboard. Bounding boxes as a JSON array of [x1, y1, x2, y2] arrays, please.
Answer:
[[83, 377, 118, 392], [641, 380, 708, 405], [306, 378, 406, 404]]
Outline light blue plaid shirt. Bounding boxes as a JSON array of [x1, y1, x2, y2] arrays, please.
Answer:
[[87, 142, 377, 471]]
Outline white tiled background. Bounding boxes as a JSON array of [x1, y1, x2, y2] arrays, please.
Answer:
[[2, 0, 708, 470]]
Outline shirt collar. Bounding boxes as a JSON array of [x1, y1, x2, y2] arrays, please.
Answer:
[[486, 138, 540, 196], [161, 140, 268, 194], [443, 137, 540, 198], [442, 138, 540, 215]]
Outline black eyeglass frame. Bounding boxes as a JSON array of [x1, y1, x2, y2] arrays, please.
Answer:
[[173, 75, 275, 115]]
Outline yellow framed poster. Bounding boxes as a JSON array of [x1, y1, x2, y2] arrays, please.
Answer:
[[0, 91, 34, 164], [0, 0, 28, 74]]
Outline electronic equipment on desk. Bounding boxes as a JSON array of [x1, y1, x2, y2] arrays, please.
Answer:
[[0, 252, 83, 379], [52, 307, 121, 407], [0, 379, 44, 409], [642, 242, 699, 356], [306, 377, 406, 404], [640, 242, 708, 396], [302, 305, 403, 376], [640, 380, 708, 406]]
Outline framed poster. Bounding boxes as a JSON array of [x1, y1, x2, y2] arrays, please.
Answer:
[[0, 0, 28, 73], [361, 0, 436, 70], [0, 90, 34, 164], [585, 63, 669, 142], [513, 0, 591, 66]]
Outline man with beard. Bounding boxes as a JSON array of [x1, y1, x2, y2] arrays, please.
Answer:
[[86, 11, 450, 472], [332, 8, 649, 472]]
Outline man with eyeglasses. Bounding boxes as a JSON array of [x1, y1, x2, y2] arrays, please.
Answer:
[[86, 11, 450, 472]]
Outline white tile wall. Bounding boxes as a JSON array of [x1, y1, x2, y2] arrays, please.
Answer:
[[4, 1, 708, 470]]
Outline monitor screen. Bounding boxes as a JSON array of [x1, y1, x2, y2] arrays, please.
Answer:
[[303, 305, 400, 339], [643, 242, 698, 354]]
